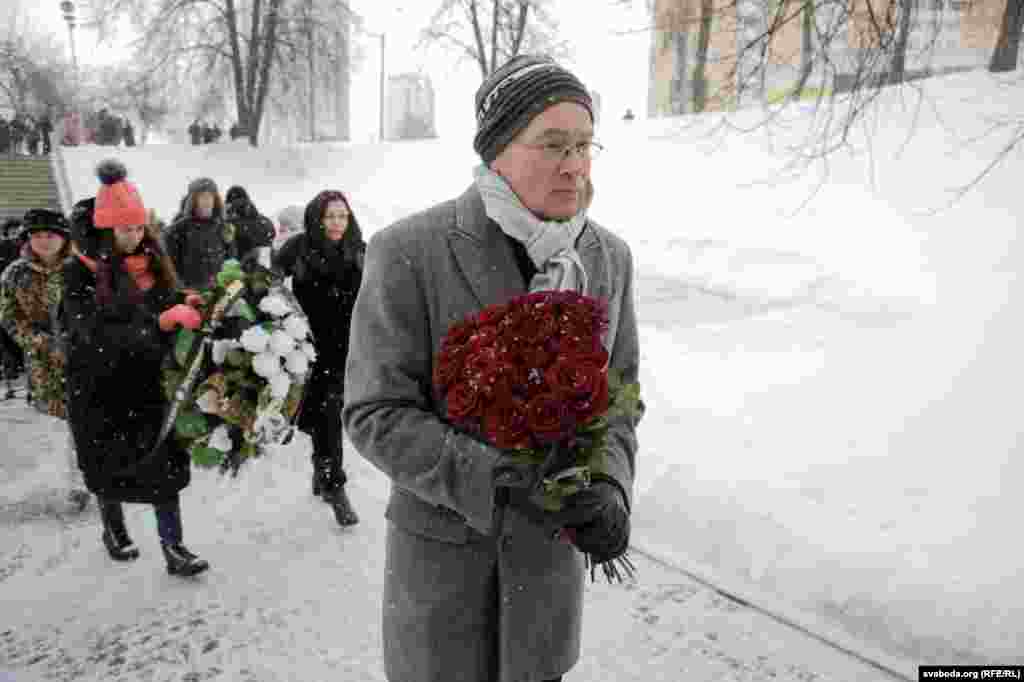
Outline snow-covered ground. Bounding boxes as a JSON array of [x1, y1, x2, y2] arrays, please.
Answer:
[[42, 69, 1024, 665], [0, 397, 894, 681]]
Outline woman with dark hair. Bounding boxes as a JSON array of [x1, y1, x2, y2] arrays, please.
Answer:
[[273, 190, 365, 526], [64, 159, 209, 576], [0, 209, 87, 507]]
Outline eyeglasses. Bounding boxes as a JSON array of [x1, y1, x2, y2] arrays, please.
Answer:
[[516, 140, 604, 162]]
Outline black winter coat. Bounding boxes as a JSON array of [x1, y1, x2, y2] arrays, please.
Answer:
[[163, 217, 234, 290], [224, 201, 275, 262], [63, 254, 189, 503], [273, 218, 364, 431]]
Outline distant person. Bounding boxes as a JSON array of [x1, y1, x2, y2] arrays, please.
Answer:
[[188, 119, 201, 146], [274, 205, 304, 249], [229, 122, 244, 141], [623, 108, 636, 122], [223, 185, 275, 261], [211, 124, 222, 143], [0, 218, 26, 388], [37, 114, 53, 154], [0, 115, 10, 154], [164, 177, 230, 289], [123, 119, 136, 147], [26, 116, 40, 155], [63, 159, 209, 576], [9, 114, 27, 155], [201, 123, 214, 145]]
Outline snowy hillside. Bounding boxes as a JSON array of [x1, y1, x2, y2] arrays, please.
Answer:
[[55, 68, 1024, 664]]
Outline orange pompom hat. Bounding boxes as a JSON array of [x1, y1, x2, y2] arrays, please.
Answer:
[[93, 159, 147, 228]]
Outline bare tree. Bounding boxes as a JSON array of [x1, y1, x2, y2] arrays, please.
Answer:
[[421, 0, 569, 79], [989, 0, 1024, 71], [83, 0, 357, 146], [0, 6, 72, 115]]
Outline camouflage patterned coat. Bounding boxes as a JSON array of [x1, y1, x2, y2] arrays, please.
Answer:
[[0, 251, 67, 418]]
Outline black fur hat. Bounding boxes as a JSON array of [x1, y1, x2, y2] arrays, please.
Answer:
[[22, 208, 70, 239]]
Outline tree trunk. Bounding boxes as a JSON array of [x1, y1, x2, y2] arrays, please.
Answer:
[[250, 0, 283, 146], [795, 0, 814, 98], [989, 0, 1024, 72], [224, 0, 249, 134], [889, 0, 915, 84], [336, 15, 351, 141], [692, 0, 714, 113], [490, 0, 500, 74], [307, 0, 315, 142], [468, 0, 489, 78]]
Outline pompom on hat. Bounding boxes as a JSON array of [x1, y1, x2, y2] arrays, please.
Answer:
[[93, 159, 147, 228]]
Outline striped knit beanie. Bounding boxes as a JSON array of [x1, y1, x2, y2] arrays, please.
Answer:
[[473, 55, 593, 164]]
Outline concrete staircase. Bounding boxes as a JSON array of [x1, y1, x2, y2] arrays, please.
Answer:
[[0, 156, 62, 223]]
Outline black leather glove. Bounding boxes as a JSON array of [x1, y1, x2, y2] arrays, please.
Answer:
[[556, 481, 631, 564], [493, 454, 541, 490]]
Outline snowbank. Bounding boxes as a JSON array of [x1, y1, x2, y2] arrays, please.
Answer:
[[59, 69, 1024, 662]]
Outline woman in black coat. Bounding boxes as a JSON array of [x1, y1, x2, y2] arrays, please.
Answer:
[[64, 160, 209, 576], [273, 190, 364, 527]]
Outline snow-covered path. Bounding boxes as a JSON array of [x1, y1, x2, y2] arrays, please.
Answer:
[[1, 396, 897, 682]]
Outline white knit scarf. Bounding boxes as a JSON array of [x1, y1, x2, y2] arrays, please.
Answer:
[[474, 164, 588, 293]]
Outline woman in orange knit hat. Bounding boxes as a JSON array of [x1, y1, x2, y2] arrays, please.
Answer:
[[63, 159, 210, 577]]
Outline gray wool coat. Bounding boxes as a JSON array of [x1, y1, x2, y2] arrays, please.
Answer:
[[343, 184, 643, 682]]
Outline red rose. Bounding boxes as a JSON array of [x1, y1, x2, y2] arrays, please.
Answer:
[[478, 303, 510, 326], [464, 347, 500, 380], [545, 357, 604, 401], [518, 345, 555, 372], [479, 361, 518, 401], [442, 317, 478, 350], [484, 397, 531, 449], [468, 324, 500, 351], [556, 331, 602, 355], [446, 380, 483, 421], [568, 371, 610, 424], [525, 393, 571, 444], [432, 346, 467, 390]]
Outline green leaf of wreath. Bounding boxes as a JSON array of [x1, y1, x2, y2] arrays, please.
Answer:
[[174, 328, 196, 368], [175, 410, 210, 440]]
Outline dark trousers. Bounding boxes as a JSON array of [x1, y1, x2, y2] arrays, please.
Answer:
[[300, 366, 347, 490], [99, 496, 183, 545]]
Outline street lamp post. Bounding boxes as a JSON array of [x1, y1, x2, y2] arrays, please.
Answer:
[[59, 0, 79, 146], [365, 30, 386, 142]]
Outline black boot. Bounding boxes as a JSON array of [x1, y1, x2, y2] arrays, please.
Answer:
[[99, 499, 139, 561], [161, 543, 210, 577], [325, 486, 359, 527], [312, 469, 327, 497]]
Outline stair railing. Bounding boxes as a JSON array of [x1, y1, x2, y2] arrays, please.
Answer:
[[49, 134, 74, 216]]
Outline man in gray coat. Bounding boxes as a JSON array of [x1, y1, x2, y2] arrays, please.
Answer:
[[344, 55, 643, 682]]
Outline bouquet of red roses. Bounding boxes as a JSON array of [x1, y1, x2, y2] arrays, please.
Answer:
[[433, 290, 642, 581]]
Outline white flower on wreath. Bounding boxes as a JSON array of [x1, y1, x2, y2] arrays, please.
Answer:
[[300, 342, 317, 362], [282, 314, 310, 341], [251, 403, 289, 446], [240, 326, 270, 354], [269, 372, 291, 399], [208, 425, 234, 452], [212, 339, 240, 365], [268, 329, 296, 357], [284, 349, 309, 376], [252, 351, 283, 380], [259, 294, 292, 318], [196, 390, 220, 414]]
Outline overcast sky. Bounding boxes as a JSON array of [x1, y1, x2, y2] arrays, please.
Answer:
[[24, 0, 652, 139]]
